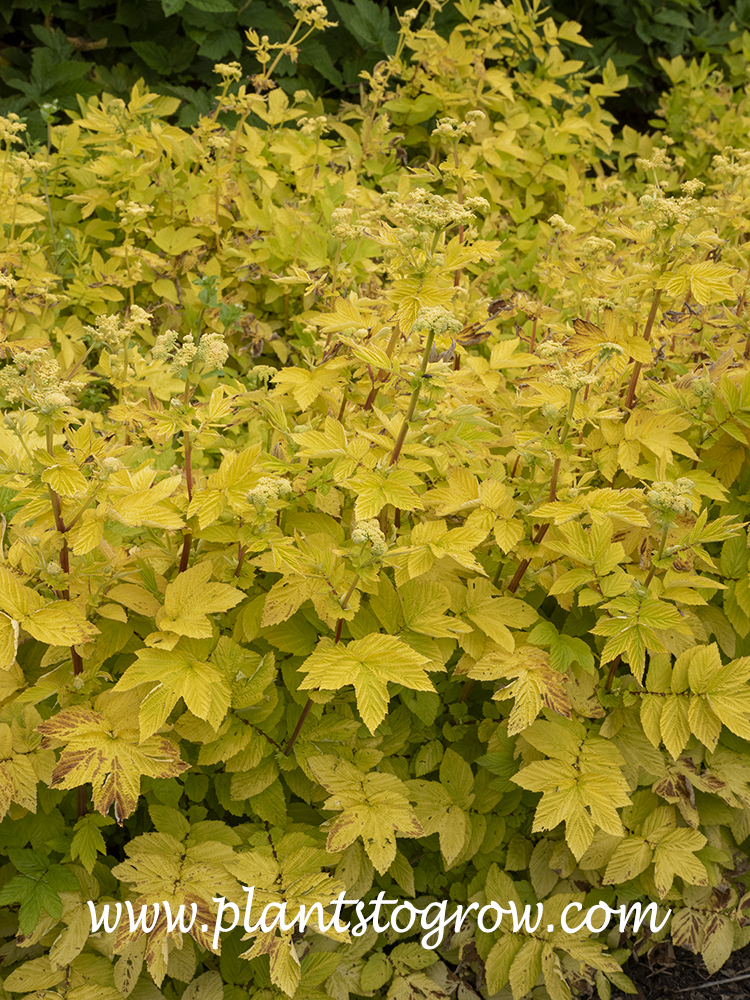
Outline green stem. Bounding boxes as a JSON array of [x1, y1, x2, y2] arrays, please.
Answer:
[[559, 388, 579, 446], [389, 329, 435, 466], [644, 523, 669, 587]]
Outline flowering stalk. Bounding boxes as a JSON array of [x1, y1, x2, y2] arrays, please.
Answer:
[[389, 330, 435, 467]]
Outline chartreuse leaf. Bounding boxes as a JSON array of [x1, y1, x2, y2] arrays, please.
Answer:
[[528, 621, 596, 674], [38, 690, 189, 823], [113, 638, 233, 739], [591, 594, 691, 681], [298, 634, 436, 733], [0, 613, 19, 670], [512, 719, 631, 859], [461, 578, 537, 650], [641, 644, 750, 757], [112, 821, 240, 981], [408, 749, 476, 867], [0, 567, 98, 646], [70, 813, 115, 873], [464, 644, 572, 734], [309, 755, 423, 873], [230, 835, 346, 994], [157, 562, 244, 638]]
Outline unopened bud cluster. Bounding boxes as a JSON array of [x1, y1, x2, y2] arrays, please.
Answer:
[[596, 342, 625, 363], [431, 111, 485, 140], [115, 200, 153, 227], [581, 237, 616, 255], [351, 519, 387, 556], [100, 457, 123, 477], [298, 116, 329, 136], [647, 479, 694, 516], [691, 376, 714, 401], [214, 62, 243, 82]]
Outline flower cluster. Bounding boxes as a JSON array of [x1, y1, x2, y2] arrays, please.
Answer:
[[0, 348, 73, 414], [646, 478, 695, 516], [86, 307, 151, 350], [247, 477, 293, 508], [536, 341, 567, 360], [635, 147, 673, 173], [712, 147, 750, 179], [196, 333, 230, 370], [640, 191, 715, 228], [383, 188, 488, 233], [0, 113, 26, 145], [331, 206, 362, 242], [351, 519, 387, 556], [548, 214, 576, 234], [412, 307, 462, 338], [546, 361, 598, 391], [153, 330, 229, 375], [289, 0, 337, 29]]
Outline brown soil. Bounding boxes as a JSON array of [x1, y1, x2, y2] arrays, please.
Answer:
[[611, 943, 750, 1000]]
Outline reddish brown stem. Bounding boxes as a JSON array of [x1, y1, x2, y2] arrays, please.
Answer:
[[505, 457, 559, 594], [624, 288, 661, 409], [364, 325, 401, 412], [284, 699, 313, 756], [178, 534, 192, 574], [337, 386, 348, 422], [285, 585, 354, 755], [48, 485, 84, 678], [604, 655, 622, 692], [458, 677, 474, 703]]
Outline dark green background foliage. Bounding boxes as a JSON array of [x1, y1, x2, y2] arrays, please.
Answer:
[[0, 0, 745, 141]]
